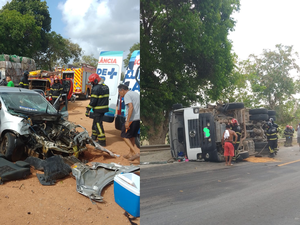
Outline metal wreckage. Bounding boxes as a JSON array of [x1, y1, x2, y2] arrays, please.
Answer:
[[0, 87, 140, 203]]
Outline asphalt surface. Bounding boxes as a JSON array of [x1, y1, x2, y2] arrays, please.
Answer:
[[140, 145, 300, 225]]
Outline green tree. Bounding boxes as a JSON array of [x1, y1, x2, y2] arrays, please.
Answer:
[[123, 42, 140, 68], [237, 44, 300, 126], [0, 9, 41, 57], [34, 32, 82, 70], [141, 0, 240, 144], [73, 54, 98, 68], [2, 0, 51, 51]]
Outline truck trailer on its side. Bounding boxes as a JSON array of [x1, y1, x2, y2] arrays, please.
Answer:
[[169, 103, 276, 162]]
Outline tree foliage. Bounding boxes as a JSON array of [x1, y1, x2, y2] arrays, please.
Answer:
[[33, 32, 82, 70], [0, 9, 41, 57], [233, 44, 300, 126], [123, 42, 140, 68], [0, 0, 82, 70], [141, 0, 240, 144], [73, 54, 98, 68]]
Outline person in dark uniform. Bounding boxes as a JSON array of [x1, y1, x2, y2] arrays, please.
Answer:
[[50, 75, 63, 109], [265, 121, 279, 158], [85, 73, 109, 146], [230, 118, 242, 161], [284, 125, 291, 147], [19, 70, 29, 88]]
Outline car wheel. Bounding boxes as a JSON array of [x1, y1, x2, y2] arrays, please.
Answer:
[[249, 108, 268, 114], [249, 114, 269, 121], [0, 132, 22, 161], [135, 134, 140, 148]]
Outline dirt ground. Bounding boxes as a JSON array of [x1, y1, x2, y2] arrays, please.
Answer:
[[0, 99, 140, 225]]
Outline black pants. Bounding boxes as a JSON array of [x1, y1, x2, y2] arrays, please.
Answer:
[[268, 140, 277, 153], [92, 114, 106, 145]]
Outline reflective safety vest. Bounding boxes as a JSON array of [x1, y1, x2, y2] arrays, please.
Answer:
[[87, 83, 109, 114]]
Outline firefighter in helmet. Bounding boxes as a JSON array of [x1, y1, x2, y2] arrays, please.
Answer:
[[265, 119, 279, 157], [19, 70, 29, 89], [284, 125, 291, 147], [230, 118, 242, 161], [85, 74, 109, 146], [50, 75, 63, 109]]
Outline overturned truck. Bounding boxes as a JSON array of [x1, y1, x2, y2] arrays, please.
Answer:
[[169, 103, 276, 162]]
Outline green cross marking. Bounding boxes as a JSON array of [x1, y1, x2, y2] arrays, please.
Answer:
[[203, 127, 210, 138]]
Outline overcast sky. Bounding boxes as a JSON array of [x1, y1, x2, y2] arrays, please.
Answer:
[[229, 0, 300, 69], [0, 0, 140, 62]]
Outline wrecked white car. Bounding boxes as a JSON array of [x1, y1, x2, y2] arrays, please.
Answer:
[[0, 87, 109, 161]]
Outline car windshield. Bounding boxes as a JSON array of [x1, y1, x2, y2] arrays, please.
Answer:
[[0, 92, 57, 114]]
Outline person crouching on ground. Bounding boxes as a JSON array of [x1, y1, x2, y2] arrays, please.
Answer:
[[221, 124, 237, 166], [117, 84, 140, 161]]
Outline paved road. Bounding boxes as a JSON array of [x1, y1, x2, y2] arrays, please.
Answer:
[[141, 145, 300, 225]]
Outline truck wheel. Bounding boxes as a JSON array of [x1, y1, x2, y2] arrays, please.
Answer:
[[223, 103, 244, 111], [249, 108, 268, 114], [0, 132, 22, 161], [254, 141, 268, 153], [238, 151, 249, 160], [172, 103, 183, 110], [249, 114, 269, 121], [268, 110, 276, 116]]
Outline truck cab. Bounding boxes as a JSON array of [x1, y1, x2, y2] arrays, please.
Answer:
[[169, 103, 260, 162]]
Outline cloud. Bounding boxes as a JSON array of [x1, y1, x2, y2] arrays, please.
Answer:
[[0, 0, 11, 8], [58, 0, 140, 60]]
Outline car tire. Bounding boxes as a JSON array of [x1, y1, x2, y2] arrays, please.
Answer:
[[249, 108, 268, 114], [0, 132, 22, 161], [135, 134, 140, 149], [249, 114, 269, 121]]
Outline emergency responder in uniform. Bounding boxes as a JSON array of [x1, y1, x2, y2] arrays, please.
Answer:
[[230, 118, 242, 161], [19, 70, 29, 88], [290, 126, 294, 146], [265, 120, 279, 157], [268, 118, 279, 153], [284, 125, 291, 147], [85, 74, 109, 146], [50, 76, 63, 110]]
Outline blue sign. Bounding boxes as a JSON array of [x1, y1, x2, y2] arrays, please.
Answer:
[[97, 67, 118, 79]]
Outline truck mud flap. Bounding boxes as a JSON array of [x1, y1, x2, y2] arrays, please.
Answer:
[[198, 113, 219, 161]]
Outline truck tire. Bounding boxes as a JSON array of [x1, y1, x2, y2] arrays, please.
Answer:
[[249, 108, 268, 114], [223, 103, 244, 111], [268, 110, 276, 116], [0, 132, 22, 161], [254, 141, 268, 152], [249, 114, 269, 121], [172, 103, 183, 110], [239, 151, 249, 160]]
